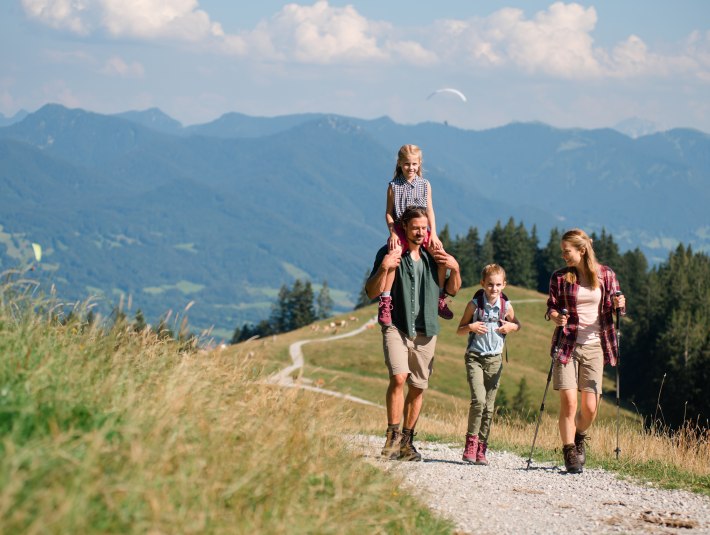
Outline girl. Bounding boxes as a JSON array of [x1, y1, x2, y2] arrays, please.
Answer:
[[546, 229, 625, 473], [378, 144, 452, 326]]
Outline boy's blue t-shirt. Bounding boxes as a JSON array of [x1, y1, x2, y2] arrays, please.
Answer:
[[466, 296, 506, 356]]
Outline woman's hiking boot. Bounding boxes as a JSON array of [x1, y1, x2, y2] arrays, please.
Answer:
[[462, 434, 478, 463], [438, 294, 454, 320], [378, 296, 393, 326], [381, 426, 401, 460], [475, 440, 489, 466], [574, 432, 588, 466], [563, 443, 583, 474], [398, 429, 422, 461]]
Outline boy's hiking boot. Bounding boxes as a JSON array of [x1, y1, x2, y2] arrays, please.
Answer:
[[398, 429, 422, 462], [475, 441, 489, 466], [378, 296, 393, 326], [563, 443, 583, 474], [574, 432, 588, 466], [438, 295, 454, 320], [381, 427, 401, 460], [462, 434, 478, 463]]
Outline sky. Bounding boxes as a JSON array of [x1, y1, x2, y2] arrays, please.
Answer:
[[1, 1, 709, 131]]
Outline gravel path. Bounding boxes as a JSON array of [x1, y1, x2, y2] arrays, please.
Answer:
[[350, 436, 710, 534], [268, 319, 709, 534]]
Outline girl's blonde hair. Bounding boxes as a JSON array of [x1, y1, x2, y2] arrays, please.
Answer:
[[561, 229, 600, 289], [393, 144, 423, 179]]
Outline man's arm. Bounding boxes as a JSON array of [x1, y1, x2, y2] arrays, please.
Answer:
[[365, 248, 401, 299]]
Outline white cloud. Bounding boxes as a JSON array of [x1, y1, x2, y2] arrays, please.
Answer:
[[20, 0, 710, 80], [243, 1, 388, 64], [21, 0, 223, 41], [100, 56, 145, 77]]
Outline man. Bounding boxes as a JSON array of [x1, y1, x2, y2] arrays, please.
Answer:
[[365, 206, 461, 461]]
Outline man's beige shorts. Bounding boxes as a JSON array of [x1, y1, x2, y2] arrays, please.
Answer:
[[553, 340, 604, 393], [382, 326, 437, 389]]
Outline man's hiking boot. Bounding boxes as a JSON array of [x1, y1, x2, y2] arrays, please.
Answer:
[[462, 434, 478, 463], [563, 443, 583, 474], [398, 429, 422, 461], [381, 427, 401, 460], [475, 440, 489, 466], [574, 432, 588, 466], [378, 296, 393, 326], [438, 294, 454, 320]]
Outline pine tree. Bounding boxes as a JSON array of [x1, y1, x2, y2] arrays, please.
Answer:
[[316, 280, 333, 319], [537, 228, 562, 292], [453, 226, 482, 287], [355, 269, 376, 309]]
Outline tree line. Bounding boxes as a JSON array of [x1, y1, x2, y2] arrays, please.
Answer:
[[231, 280, 333, 343]]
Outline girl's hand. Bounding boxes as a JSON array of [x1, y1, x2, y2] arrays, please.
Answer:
[[469, 322, 488, 335], [387, 234, 401, 251], [428, 234, 443, 251], [496, 321, 517, 335]]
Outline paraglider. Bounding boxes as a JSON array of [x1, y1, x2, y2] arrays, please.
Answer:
[[426, 88, 467, 103], [32, 243, 42, 262]]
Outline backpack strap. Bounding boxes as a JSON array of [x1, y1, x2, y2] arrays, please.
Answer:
[[471, 289, 511, 362]]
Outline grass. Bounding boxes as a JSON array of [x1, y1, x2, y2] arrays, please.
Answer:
[[2, 276, 707, 534], [0, 277, 454, 534]]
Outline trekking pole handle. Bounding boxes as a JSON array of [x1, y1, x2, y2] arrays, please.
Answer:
[[614, 291, 623, 330]]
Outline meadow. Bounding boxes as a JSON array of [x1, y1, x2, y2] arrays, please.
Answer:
[[0, 276, 707, 534]]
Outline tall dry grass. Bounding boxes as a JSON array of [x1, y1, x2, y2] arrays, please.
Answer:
[[0, 277, 453, 534]]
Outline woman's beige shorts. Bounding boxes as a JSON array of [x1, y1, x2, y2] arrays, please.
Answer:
[[553, 340, 603, 393], [382, 326, 436, 389]]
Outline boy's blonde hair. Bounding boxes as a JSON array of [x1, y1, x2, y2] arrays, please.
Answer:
[[561, 228, 600, 289], [393, 144, 423, 179], [480, 264, 506, 283]]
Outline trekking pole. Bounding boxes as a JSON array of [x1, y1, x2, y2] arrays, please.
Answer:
[[614, 291, 623, 460], [526, 308, 568, 470]]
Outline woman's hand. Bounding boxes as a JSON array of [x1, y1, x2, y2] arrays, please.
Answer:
[[613, 294, 626, 310], [551, 311, 568, 327]]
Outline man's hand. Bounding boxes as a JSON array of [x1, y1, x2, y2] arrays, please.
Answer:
[[430, 249, 458, 271]]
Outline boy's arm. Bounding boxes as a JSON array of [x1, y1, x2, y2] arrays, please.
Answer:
[[499, 304, 521, 333], [456, 302, 475, 335], [457, 300, 487, 335]]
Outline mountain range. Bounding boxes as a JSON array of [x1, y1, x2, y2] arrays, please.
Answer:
[[1, 104, 708, 337]]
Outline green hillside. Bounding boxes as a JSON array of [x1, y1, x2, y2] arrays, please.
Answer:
[[251, 284, 631, 425]]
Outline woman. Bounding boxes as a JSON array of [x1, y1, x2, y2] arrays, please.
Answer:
[[546, 229, 625, 473]]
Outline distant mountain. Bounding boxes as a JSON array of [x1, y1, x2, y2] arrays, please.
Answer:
[[114, 108, 184, 135], [1, 104, 708, 337], [187, 111, 325, 138], [0, 110, 29, 127], [613, 117, 664, 138]]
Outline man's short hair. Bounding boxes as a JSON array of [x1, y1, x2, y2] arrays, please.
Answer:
[[400, 206, 428, 226]]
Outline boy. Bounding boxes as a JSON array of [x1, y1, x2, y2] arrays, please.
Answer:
[[456, 264, 521, 464]]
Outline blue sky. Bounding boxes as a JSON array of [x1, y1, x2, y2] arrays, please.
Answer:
[[2, 1, 709, 131]]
